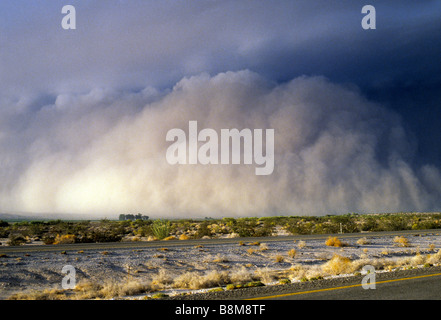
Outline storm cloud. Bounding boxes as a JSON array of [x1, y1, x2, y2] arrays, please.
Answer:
[[0, 1, 440, 218], [0, 71, 439, 218]]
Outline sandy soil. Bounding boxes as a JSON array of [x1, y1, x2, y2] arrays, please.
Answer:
[[1, 231, 441, 299]]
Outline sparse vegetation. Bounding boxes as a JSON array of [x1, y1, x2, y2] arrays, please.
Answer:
[[3, 212, 441, 300], [321, 254, 354, 275], [297, 240, 307, 249], [1, 212, 441, 245], [356, 237, 370, 245], [325, 236, 347, 247], [287, 248, 297, 258], [151, 219, 171, 240], [393, 236, 410, 247]]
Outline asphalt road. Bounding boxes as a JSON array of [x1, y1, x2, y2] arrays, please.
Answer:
[[248, 270, 441, 300], [1, 229, 439, 254]]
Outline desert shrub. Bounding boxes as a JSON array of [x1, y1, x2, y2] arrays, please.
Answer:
[[286, 219, 315, 235], [393, 236, 410, 247], [151, 219, 171, 240], [72, 279, 152, 299], [382, 215, 409, 231], [173, 270, 230, 289], [329, 214, 359, 233], [297, 240, 307, 248], [7, 234, 27, 246], [360, 216, 380, 231], [230, 218, 272, 237], [42, 234, 56, 245], [325, 236, 347, 247], [0, 220, 9, 227], [195, 221, 212, 239], [321, 254, 354, 275], [356, 237, 370, 245], [0, 226, 10, 238], [288, 249, 297, 258], [53, 234, 76, 244]]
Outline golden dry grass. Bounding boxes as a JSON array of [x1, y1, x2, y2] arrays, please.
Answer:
[[325, 237, 347, 247], [321, 254, 355, 275], [53, 234, 76, 245], [393, 236, 410, 247], [287, 249, 297, 258]]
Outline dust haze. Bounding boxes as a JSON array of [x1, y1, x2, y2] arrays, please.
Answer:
[[0, 71, 440, 218]]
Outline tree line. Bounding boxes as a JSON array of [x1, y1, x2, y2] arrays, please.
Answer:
[[118, 213, 149, 221]]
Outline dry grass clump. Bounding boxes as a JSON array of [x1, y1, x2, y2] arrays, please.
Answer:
[[8, 279, 153, 300], [229, 267, 255, 284], [173, 270, 230, 289], [426, 249, 441, 265], [8, 288, 68, 300], [297, 240, 307, 249], [150, 269, 174, 289], [73, 279, 152, 299], [393, 236, 410, 247], [53, 234, 76, 245], [356, 237, 370, 245], [210, 254, 229, 263], [274, 255, 284, 263], [325, 237, 347, 247], [254, 267, 276, 284], [321, 254, 355, 275], [287, 249, 297, 258], [259, 243, 269, 251]]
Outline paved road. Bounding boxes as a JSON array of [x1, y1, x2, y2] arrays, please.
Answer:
[[1, 229, 439, 254], [248, 270, 441, 300]]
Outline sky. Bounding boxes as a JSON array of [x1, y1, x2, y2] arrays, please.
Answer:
[[0, 0, 440, 218]]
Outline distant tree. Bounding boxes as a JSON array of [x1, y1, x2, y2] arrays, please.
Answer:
[[119, 214, 149, 221], [0, 220, 9, 227]]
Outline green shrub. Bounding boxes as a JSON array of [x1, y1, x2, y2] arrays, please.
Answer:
[[151, 219, 171, 240], [7, 234, 27, 246]]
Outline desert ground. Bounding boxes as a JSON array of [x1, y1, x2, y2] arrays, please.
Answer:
[[1, 229, 441, 300]]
